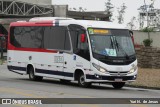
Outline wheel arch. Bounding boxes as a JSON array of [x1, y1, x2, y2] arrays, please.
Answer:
[[26, 63, 35, 74], [74, 68, 85, 81]]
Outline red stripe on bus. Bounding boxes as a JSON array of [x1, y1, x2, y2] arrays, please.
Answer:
[[8, 44, 58, 53], [10, 21, 53, 27]]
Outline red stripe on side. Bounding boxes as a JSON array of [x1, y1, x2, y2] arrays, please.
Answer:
[[8, 43, 58, 53], [10, 21, 53, 27]]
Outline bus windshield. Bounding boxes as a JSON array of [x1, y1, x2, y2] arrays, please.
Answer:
[[88, 28, 135, 59]]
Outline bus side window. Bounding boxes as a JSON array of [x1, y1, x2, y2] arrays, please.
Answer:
[[10, 27, 21, 47], [68, 25, 90, 61], [64, 30, 71, 50], [11, 27, 43, 48], [43, 26, 71, 51]]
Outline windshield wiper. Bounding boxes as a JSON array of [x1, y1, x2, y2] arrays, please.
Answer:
[[113, 36, 130, 59], [110, 36, 114, 49]]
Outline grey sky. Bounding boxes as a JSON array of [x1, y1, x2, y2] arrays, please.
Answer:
[[52, 0, 160, 28]]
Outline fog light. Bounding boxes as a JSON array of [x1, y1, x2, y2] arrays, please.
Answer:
[[134, 75, 137, 79], [94, 74, 101, 79]]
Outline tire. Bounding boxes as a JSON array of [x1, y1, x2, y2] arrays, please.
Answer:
[[60, 79, 71, 84], [78, 73, 91, 88], [28, 67, 43, 81], [112, 82, 125, 89]]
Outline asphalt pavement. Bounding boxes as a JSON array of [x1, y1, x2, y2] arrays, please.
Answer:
[[0, 64, 160, 107]]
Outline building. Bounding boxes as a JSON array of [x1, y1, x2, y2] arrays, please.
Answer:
[[0, 0, 53, 18], [54, 5, 110, 21], [0, 0, 110, 30], [7, 0, 52, 5]]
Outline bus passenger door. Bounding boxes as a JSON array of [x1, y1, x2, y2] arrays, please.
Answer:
[[63, 53, 75, 80], [64, 25, 91, 80], [63, 28, 75, 80]]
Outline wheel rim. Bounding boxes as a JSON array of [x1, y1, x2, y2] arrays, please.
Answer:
[[80, 75, 85, 85]]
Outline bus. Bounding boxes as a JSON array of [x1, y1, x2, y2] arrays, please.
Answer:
[[7, 17, 138, 89]]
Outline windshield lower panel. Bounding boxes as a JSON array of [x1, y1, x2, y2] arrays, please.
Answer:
[[88, 28, 136, 65]]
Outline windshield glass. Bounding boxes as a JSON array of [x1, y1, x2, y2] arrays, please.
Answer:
[[88, 28, 135, 58]]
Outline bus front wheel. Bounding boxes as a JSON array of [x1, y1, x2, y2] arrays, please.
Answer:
[[29, 67, 43, 81], [112, 82, 125, 89], [78, 73, 91, 88]]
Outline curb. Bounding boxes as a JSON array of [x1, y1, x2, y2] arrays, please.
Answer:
[[125, 84, 160, 90]]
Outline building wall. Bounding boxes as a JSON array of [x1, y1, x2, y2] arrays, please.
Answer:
[[7, 0, 52, 5], [133, 31, 160, 48]]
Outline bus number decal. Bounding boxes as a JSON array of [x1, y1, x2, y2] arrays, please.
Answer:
[[54, 56, 64, 63]]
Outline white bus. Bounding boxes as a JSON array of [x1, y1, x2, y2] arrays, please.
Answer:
[[7, 17, 138, 89]]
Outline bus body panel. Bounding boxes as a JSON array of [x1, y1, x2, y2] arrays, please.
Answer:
[[7, 50, 92, 81]]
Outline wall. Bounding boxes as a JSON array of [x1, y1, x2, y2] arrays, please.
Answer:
[[136, 47, 160, 69], [133, 31, 160, 48]]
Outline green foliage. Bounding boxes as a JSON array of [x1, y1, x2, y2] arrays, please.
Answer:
[[141, 27, 154, 32], [143, 39, 153, 47]]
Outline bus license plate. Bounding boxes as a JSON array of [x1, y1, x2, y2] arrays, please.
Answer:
[[115, 78, 123, 82]]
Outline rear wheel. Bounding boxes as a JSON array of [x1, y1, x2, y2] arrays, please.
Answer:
[[28, 67, 43, 81], [112, 82, 125, 89], [78, 73, 91, 88]]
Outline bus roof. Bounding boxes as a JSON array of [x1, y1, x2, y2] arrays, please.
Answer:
[[10, 17, 126, 30]]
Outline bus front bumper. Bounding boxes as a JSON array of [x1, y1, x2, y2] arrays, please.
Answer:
[[86, 74, 137, 83]]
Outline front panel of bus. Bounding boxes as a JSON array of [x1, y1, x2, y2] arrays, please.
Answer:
[[87, 28, 137, 82]]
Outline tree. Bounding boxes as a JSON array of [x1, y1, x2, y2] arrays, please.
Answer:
[[127, 16, 136, 30], [105, 0, 114, 21], [117, 3, 127, 24]]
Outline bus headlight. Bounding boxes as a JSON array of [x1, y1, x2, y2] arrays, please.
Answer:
[[92, 63, 108, 73], [129, 65, 137, 74]]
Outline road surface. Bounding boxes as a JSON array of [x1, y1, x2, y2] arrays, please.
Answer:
[[0, 64, 159, 107]]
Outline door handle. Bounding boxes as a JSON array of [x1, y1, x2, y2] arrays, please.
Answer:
[[29, 56, 32, 60], [64, 61, 67, 64]]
